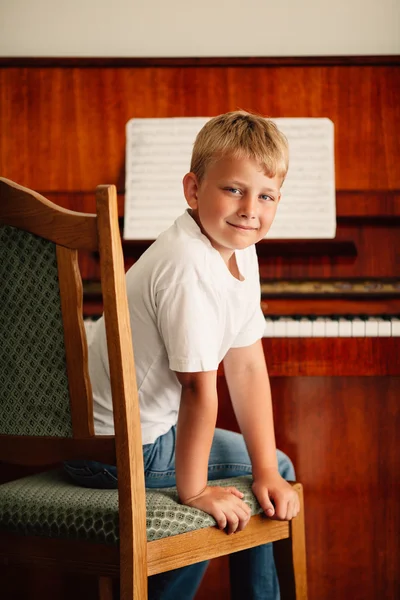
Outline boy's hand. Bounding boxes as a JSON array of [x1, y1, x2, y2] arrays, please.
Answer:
[[252, 469, 300, 521], [183, 486, 252, 534]]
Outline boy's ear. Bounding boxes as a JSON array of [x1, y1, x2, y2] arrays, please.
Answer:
[[183, 172, 199, 209]]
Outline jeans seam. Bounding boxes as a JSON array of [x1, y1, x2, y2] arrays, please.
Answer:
[[208, 463, 252, 473], [145, 463, 253, 480], [145, 470, 176, 479]]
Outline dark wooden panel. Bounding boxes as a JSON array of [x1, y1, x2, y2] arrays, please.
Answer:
[[0, 565, 99, 600], [215, 376, 400, 600], [0, 435, 115, 466], [261, 297, 400, 316], [336, 191, 400, 217], [221, 338, 399, 376], [1, 64, 399, 191], [257, 224, 400, 279], [1, 56, 399, 67], [262, 338, 400, 376]]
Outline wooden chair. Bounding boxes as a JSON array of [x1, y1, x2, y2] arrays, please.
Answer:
[[0, 178, 308, 600]]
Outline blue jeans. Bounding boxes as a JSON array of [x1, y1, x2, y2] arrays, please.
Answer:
[[64, 427, 295, 600]]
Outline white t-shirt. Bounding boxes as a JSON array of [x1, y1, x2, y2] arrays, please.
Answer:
[[89, 210, 266, 444]]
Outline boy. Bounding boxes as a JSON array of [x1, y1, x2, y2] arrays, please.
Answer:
[[65, 111, 300, 599]]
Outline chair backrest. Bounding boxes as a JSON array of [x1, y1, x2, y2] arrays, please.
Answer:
[[0, 224, 73, 438], [0, 178, 105, 462], [0, 178, 148, 597]]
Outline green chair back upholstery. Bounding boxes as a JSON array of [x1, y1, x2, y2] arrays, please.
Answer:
[[0, 225, 72, 437]]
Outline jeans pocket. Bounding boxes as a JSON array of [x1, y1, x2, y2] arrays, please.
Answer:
[[64, 461, 118, 490], [143, 442, 156, 470]]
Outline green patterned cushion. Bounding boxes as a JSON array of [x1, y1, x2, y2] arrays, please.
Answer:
[[0, 470, 263, 544], [0, 226, 72, 437]]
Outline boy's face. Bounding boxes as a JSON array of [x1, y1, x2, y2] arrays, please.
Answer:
[[183, 154, 281, 262]]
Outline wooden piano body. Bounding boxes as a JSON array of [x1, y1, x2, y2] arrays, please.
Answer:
[[1, 56, 399, 600]]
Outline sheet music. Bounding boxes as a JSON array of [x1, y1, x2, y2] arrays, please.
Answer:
[[124, 117, 336, 240]]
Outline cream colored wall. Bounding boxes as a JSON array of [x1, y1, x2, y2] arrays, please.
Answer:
[[1, 0, 399, 56]]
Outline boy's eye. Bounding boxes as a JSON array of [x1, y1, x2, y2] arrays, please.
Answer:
[[225, 187, 241, 195], [260, 194, 274, 202]]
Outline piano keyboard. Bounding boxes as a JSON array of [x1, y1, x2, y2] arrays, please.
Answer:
[[264, 316, 400, 337], [84, 316, 400, 341]]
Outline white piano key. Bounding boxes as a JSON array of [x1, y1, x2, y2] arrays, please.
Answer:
[[263, 315, 400, 338], [377, 318, 391, 337], [338, 318, 352, 337], [299, 319, 313, 337], [365, 318, 379, 337], [392, 318, 400, 337], [264, 318, 273, 337], [312, 318, 326, 337], [351, 318, 366, 337], [325, 319, 339, 337], [273, 319, 287, 337], [286, 318, 300, 337]]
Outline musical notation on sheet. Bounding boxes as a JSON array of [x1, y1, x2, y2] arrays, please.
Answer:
[[124, 117, 336, 240]]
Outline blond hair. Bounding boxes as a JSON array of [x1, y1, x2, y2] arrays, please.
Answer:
[[190, 111, 289, 183]]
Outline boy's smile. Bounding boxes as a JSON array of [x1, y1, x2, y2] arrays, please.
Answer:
[[183, 154, 281, 265]]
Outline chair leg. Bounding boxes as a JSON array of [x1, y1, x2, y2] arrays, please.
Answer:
[[290, 483, 308, 600], [99, 576, 114, 600]]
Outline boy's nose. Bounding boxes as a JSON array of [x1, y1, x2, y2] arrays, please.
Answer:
[[238, 195, 257, 218]]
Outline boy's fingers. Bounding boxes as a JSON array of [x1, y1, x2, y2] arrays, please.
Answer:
[[226, 506, 250, 534], [214, 510, 227, 531], [273, 504, 286, 520], [235, 507, 252, 532], [233, 496, 252, 519], [259, 492, 275, 517], [286, 497, 299, 521], [285, 501, 295, 521], [226, 514, 239, 535], [290, 496, 300, 519], [218, 498, 251, 534], [226, 487, 244, 499], [236, 516, 250, 533], [273, 496, 292, 520], [194, 487, 252, 534]]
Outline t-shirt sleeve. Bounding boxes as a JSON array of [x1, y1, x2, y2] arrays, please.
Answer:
[[230, 301, 266, 348], [156, 278, 221, 372]]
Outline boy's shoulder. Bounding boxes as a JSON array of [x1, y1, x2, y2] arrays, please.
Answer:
[[158, 211, 204, 249], [132, 211, 211, 287], [157, 211, 208, 259]]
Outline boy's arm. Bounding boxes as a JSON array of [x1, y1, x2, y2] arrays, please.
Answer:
[[223, 339, 300, 521], [175, 370, 251, 534], [175, 370, 217, 500]]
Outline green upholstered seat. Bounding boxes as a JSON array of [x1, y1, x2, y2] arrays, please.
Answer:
[[0, 470, 263, 544]]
